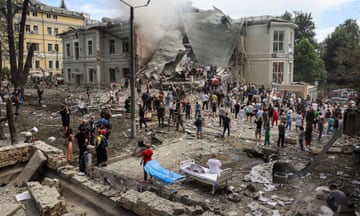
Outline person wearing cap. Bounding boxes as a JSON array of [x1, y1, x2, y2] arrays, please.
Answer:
[[207, 153, 222, 174]]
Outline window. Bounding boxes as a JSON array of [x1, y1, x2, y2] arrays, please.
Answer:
[[109, 40, 115, 54], [46, 13, 51, 18], [74, 42, 80, 60], [25, 25, 31, 33], [87, 40, 93, 56], [122, 38, 129, 53], [35, 60, 40, 69], [272, 62, 284, 84], [289, 63, 293, 83], [48, 44, 53, 52], [273, 31, 284, 53], [109, 68, 116, 82], [32, 11, 37, 17], [33, 25, 38, 34], [54, 28, 58, 35], [53, 15, 58, 20], [27, 43, 40, 51], [88, 68, 95, 83], [123, 68, 130, 78], [56, 61, 59, 69], [66, 43, 71, 57], [47, 27, 52, 35], [67, 68, 71, 81], [49, 61, 53, 69], [14, 24, 20, 32], [54, 44, 59, 52]]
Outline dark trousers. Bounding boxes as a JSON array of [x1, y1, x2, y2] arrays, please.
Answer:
[[202, 101, 208, 110], [223, 125, 230, 137], [158, 116, 164, 127], [277, 134, 285, 147], [140, 117, 147, 128]]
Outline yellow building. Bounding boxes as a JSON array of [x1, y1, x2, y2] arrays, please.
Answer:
[[3, 0, 87, 75]]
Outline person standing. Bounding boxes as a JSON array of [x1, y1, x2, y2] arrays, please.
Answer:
[[185, 102, 191, 120], [75, 127, 88, 166], [305, 123, 313, 148], [65, 127, 74, 163], [202, 93, 209, 111], [157, 102, 165, 127], [195, 115, 204, 139], [234, 101, 240, 119], [277, 122, 286, 147], [295, 112, 303, 132], [254, 117, 263, 142], [219, 104, 225, 127], [95, 128, 108, 166], [138, 104, 147, 129], [298, 126, 305, 151], [176, 111, 185, 132], [222, 112, 231, 137], [207, 153, 222, 174], [140, 144, 153, 183], [318, 116, 324, 140], [264, 120, 270, 146], [195, 101, 201, 119], [37, 82, 44, 104], [60, 103, 71, 133]]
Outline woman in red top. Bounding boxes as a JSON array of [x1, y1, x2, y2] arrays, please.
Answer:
[[140, 144, 153, 182]]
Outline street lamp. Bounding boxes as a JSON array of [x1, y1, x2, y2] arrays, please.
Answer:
[[119, 0, 150, 138]]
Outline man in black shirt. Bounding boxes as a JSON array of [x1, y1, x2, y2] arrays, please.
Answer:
[[278, 122, 286, 147], [222, 112, 231, 137]]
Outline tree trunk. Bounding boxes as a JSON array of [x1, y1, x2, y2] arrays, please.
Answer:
[[0, 42, 6, 140], [6, 98, 17, 144]]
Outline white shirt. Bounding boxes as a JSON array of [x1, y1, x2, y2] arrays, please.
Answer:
[[207, 158, 222, 174]]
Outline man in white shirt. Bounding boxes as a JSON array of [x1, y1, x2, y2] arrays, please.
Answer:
[[207, 153, 222, 174]]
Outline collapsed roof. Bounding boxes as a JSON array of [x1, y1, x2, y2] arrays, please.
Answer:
[[181, 7, 242, 69], [141, 7, 243, 79]]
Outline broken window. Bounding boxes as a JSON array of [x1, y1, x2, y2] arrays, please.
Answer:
[[66, 43, 71, 57], [109, 68, 116, 82], [88, 68, 95, 83], [272, 62, 284, 84], [109, 40, 115, 54], [87, 40, 93, 56], [74, 42, 79, 60], [273, 31, 284, 53], [122, 39, 129, 53]]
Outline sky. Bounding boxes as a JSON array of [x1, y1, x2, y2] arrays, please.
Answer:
[[40, 0, 360, 42]]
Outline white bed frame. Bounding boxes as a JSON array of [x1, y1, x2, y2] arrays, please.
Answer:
[[179, 159, 232, 194]]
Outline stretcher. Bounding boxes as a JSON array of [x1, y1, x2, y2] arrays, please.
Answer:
[[179, 159, 232, 194], [144, 160, 185, 184]]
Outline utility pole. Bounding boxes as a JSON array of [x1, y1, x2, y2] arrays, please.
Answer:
[[119, 0, 150, 138]]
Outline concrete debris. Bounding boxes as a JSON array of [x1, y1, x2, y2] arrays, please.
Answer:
[[14, 150, 47, 187], [2, 203, 23, 216], [27, 181, 67, 216], [244, 162, 275, 184]]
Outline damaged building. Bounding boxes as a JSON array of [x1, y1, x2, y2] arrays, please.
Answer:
[[60, 7, 296, 88]]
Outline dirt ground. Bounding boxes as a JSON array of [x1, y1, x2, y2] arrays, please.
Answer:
[[1, 84, 360, 215]]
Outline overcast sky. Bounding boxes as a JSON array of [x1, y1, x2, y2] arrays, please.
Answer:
[[41, 0, 360, 42]]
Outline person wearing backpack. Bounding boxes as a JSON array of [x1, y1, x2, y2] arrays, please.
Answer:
[[96, 129, 108, 167]]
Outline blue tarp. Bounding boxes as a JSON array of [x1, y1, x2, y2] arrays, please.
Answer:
[[144, 160, 185, 184]]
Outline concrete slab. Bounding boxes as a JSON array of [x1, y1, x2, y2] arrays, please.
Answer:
[[14, 150, 47, 187], [1, 203, 22, 216]]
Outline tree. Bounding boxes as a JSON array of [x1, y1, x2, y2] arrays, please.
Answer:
[[294, 38, 326, 83], [280, 11, 316, 45], [322, 19, 360, 86], [0, 0, 33, 144]]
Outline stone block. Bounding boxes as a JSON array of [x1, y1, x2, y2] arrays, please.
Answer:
[[27, 181, 67, 216], [118, 189, 139, 211], [15, 150, 47, 187], [42, 177, 60, 191]]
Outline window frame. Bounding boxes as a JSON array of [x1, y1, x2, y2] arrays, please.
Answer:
[[273, 31, 285, 53], [272, 62, 284, 84], [109, 39, 115, 54]]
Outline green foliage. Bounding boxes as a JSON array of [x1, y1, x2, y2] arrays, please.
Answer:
[[1, 67, 10, 78], [294, 38, 327, 83], [280, 11, 316, 45], [322, 19, 360, 86]]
